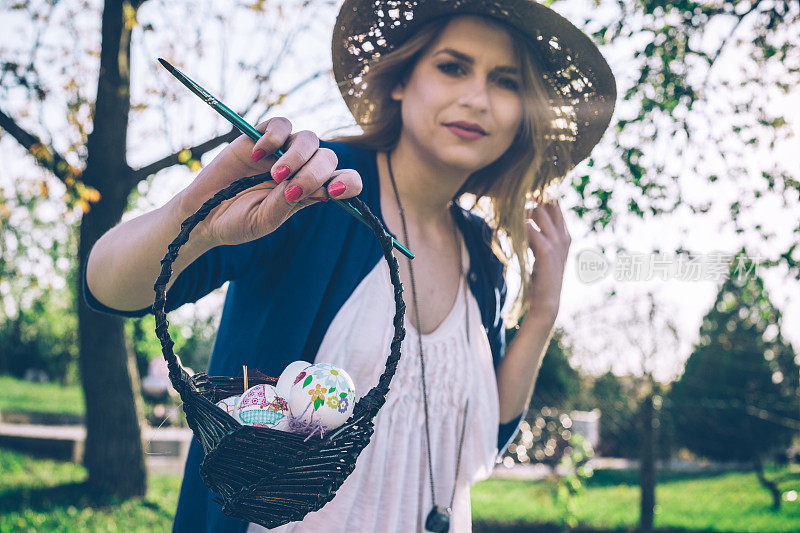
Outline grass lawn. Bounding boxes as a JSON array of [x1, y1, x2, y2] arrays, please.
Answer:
[[2, 447, 799, 532], [0, 376, 85, 417], [0, 449, 179, 532], [472, 467, 800, 532]]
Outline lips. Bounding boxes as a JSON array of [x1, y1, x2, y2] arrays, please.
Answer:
[[443, 121, 487, 135]]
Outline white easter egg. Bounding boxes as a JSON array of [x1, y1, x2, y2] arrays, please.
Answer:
[[234, 384, 289, 429], [216, 395, 241, 420], [276, 360, 312, 399], [288, 362, 356, 430]]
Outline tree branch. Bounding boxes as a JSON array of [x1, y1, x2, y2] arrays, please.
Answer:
[[128, 124, 240, 184], [701, 1, 764, 91], [129, 68, 328, 185], [0, 106, 81, 184]]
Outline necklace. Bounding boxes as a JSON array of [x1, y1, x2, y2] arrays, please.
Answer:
[[386, 149, 470, 533]]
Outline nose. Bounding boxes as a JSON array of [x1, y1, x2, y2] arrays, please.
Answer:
[[457, 76, 490, 113]]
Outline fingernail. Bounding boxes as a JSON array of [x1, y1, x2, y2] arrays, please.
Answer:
[[328, 181, 346, 197], [272, 165, 290, 183], [251, 149, 266, 162], [285, 185, 303, 202]]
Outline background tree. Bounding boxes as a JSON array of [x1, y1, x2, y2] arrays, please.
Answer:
[[567, 290, 682, 532], [590, 370, 639, 457], [568, 291, 681, 459], [667, 249, 800, 509]]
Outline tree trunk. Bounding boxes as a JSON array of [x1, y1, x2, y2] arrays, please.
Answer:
[[76, 0, 145, 497], [753, 456, 782, 510], [639, 391, 656, 533]]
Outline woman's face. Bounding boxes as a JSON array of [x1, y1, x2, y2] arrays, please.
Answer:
[[391, 15, 523, 172]]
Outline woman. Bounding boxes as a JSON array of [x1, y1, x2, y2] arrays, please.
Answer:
[[83, 1, 615, 532]]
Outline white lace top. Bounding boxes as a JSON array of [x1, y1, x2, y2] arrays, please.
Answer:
[[248, 240, 500, 532]]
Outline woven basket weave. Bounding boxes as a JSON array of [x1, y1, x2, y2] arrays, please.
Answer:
[[152, 174, 407, 528]]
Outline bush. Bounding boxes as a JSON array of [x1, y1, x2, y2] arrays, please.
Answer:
[[0, 290, 78, 384]]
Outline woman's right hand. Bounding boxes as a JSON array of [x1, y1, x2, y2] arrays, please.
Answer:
[[177, 117, 363, 248]]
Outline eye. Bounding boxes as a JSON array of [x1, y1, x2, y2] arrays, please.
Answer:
[[497, 77, 520, 91], [437, 62, 465, 76]]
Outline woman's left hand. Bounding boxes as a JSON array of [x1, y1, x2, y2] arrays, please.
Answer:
[[525, 198, 571, 322]]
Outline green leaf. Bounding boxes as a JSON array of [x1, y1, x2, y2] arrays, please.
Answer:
[[314, 398, 324, 410], [329, 387, 336, 393], [303, 375, 312, 388]]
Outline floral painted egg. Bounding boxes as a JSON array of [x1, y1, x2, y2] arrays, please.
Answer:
[[234, 384, 289, 430], [276, 360, 312, 399], [288, 362, 356, 430], [216, 395, 241, 420]]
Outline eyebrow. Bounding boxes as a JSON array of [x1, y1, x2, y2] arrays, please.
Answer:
[[432, 48, 520, 75]]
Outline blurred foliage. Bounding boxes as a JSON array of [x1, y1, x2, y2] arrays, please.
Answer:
[[667, 248, 800, 463], [533, 327, 582, 412], [126, 312, 218, 378], [591, 371, 676, 459], [504, 318, 678, 460], [0, 183, 79, 384], [506, 321, 583, 412], [554, 430, 594, 530], [501, 406, 595, 530], [552, 0, 800, 278], [0, 291, 78, 384]]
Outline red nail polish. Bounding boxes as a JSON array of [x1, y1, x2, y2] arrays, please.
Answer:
[[285, 185, 303, 202], [252, 149, 266, 162], [272, 165, 290, 183], [328, 181, 346, 197]]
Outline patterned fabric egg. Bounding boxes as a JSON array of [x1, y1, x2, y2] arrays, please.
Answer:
[[234, 384, 289, 430], [288, 362, 356, 430]]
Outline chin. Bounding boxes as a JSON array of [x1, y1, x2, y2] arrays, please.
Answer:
[[434, 143, 497, 171]]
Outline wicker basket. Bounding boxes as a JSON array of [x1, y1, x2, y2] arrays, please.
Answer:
[[152, 174, 407, 528]]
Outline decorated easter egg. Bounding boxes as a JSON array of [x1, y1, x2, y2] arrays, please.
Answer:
[[215, 395, 241, 419], [288, 362, 356, 430], [234, 384, 289, 429], [276, 360, 312, 399]]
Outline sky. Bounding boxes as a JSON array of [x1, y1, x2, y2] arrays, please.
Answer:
[[1, 0, 798, 384]]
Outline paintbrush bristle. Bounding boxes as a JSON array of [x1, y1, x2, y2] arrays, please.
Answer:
[[157, 58, 175, 73]]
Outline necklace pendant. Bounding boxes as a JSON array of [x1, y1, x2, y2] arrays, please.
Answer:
[[425, 505, 452, 532]]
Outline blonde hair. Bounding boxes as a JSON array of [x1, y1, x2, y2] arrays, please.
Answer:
[[327, 14, 573, 326]]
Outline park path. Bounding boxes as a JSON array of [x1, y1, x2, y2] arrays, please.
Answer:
[[0, 422, 192, 475]]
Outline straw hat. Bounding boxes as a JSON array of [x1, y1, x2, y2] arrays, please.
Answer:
[[331, 0, 617, 176]]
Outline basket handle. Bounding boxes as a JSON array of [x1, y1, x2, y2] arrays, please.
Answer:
[[152, 174, 408, 420]]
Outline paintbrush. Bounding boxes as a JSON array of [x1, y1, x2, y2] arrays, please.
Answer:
[[157, 58, 414, 260]]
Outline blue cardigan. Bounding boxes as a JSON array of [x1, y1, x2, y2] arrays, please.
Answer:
[[83, 139, 525, 532]]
